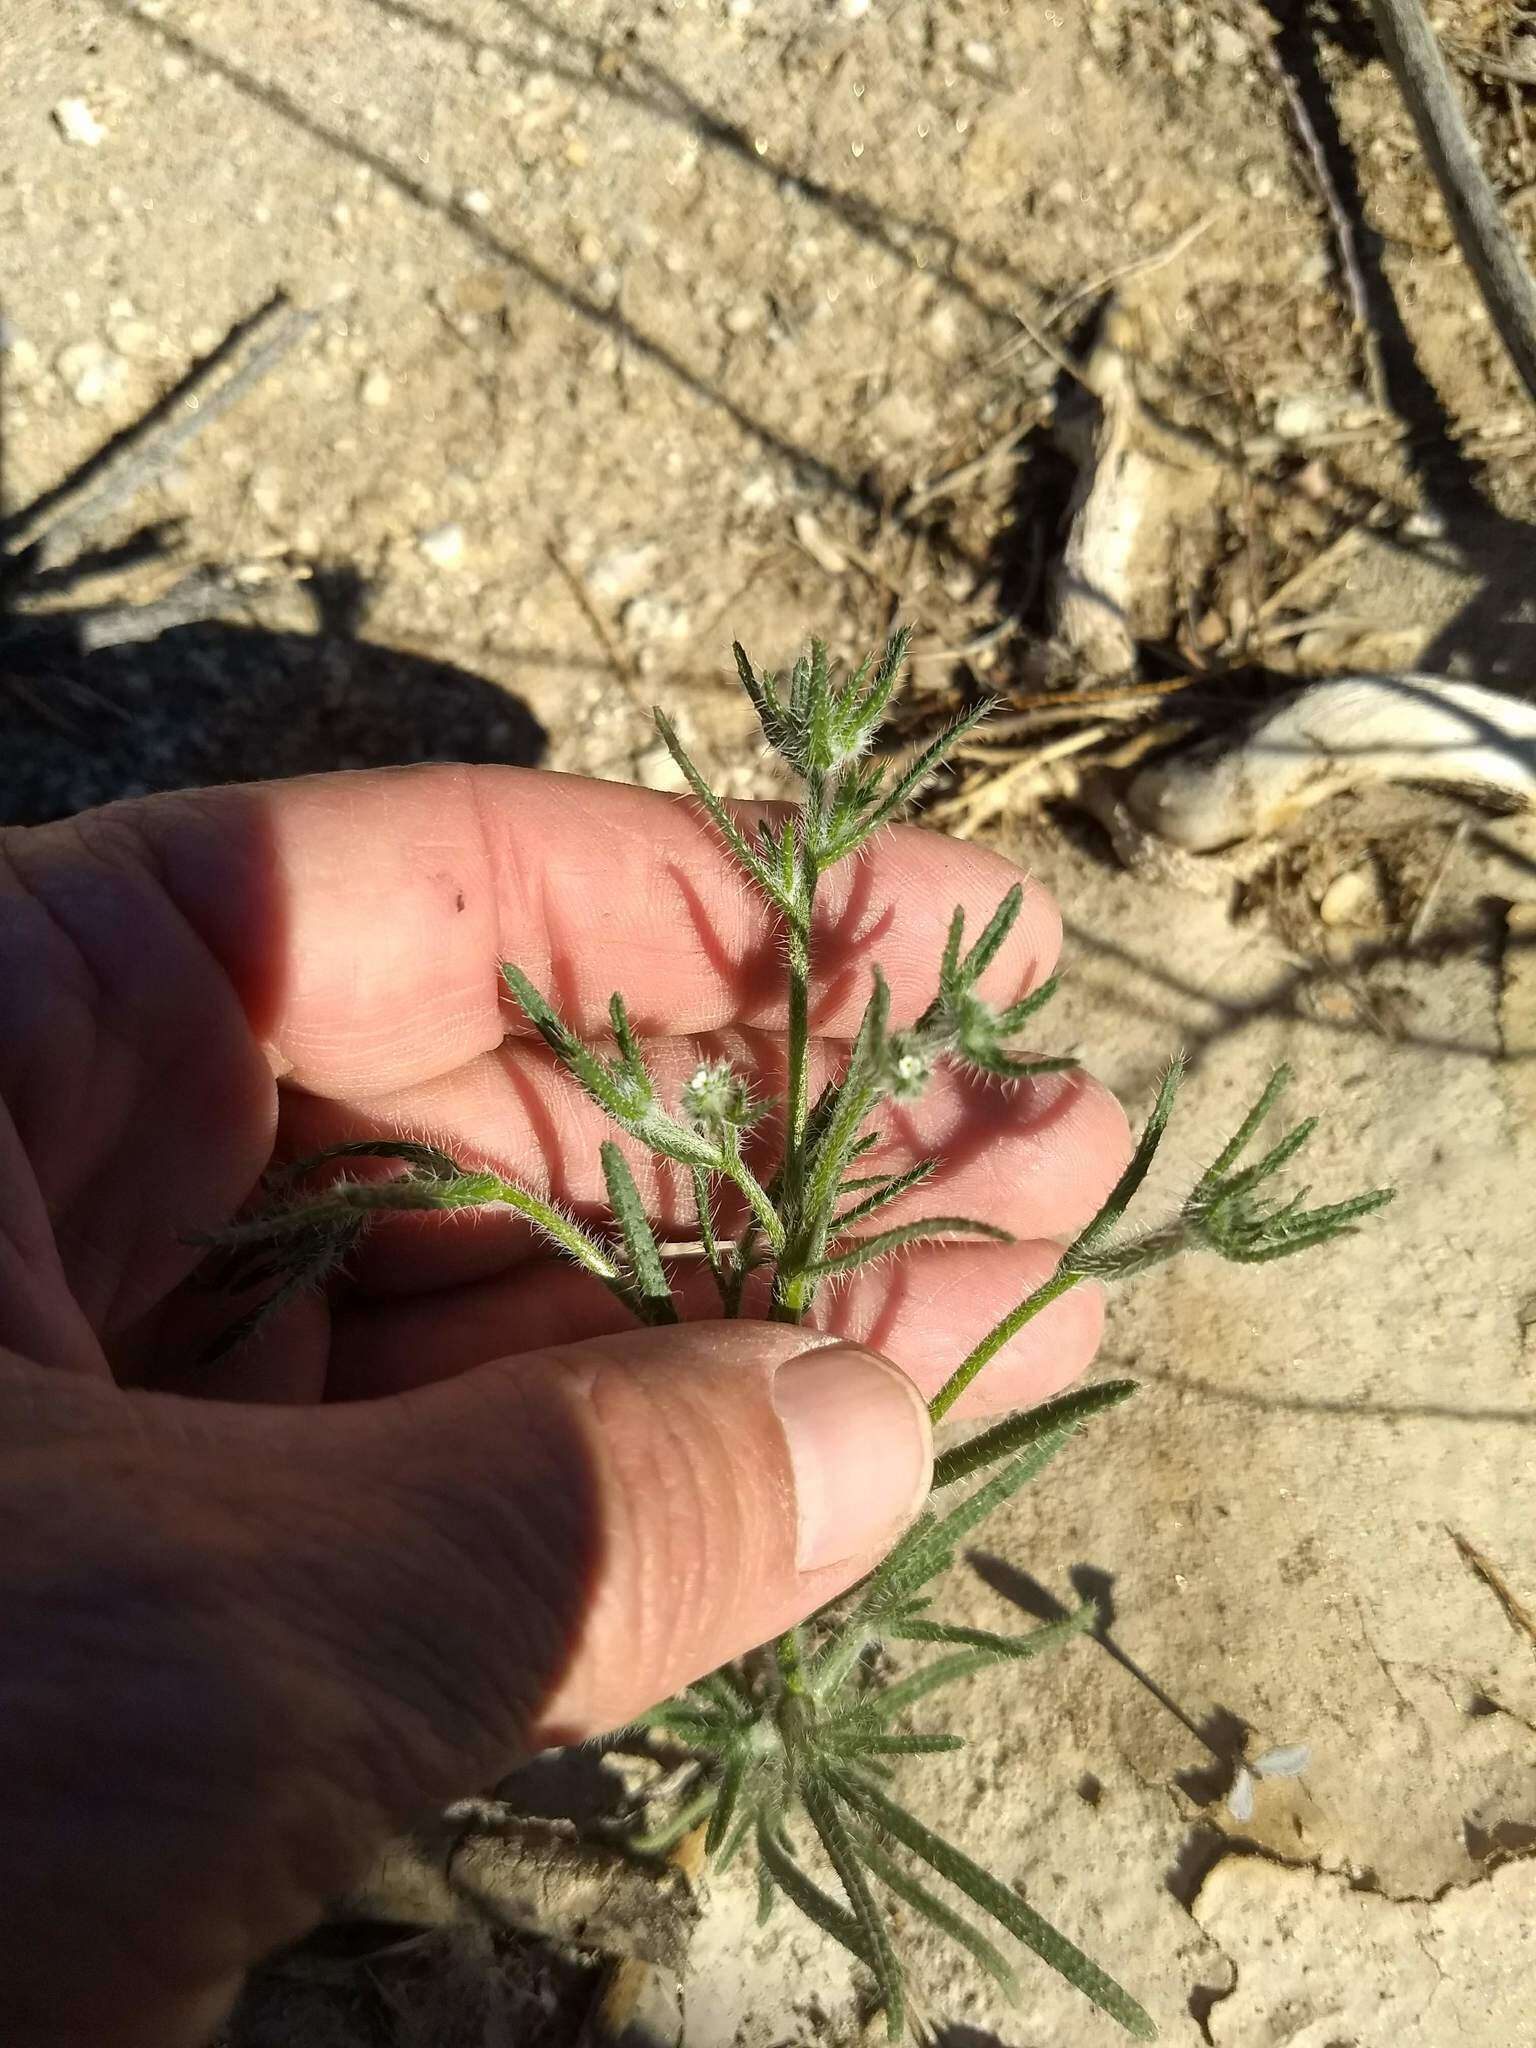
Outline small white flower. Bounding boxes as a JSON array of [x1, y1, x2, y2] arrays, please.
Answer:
[[881, 1034, 933, 1103], [681, 1060, 754, 1132]]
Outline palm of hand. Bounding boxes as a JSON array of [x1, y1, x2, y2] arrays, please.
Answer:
[[3, 766, 1121, 1408]]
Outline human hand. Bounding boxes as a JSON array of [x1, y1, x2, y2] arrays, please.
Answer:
[[0, 765, 1127, 2046]]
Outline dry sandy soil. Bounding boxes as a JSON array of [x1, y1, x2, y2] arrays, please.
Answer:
[[4, 2, 1536, 2044]]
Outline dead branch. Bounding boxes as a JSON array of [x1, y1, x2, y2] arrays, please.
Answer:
[[1369, 0, 1536, 413], [4, 294, 316, 568]]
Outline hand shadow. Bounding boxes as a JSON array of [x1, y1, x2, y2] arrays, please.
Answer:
[[0, 563, 547, 827]]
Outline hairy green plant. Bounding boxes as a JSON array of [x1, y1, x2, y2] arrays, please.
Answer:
[[201, 631, 1392, 2038]]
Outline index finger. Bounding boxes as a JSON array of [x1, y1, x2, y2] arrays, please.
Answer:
[[137, 764, 1062, 1096]]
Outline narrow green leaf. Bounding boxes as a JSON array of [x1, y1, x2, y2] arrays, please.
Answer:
[[833, 1157, 939, 1229], [939, 904, 966, 997], [502, 963, 650, 1125], [601, 1141, 678, 1324], [631, 1785, 719, 1856], [958, 885, 1024, 987], [807, 1214, 1011, 1281], [274, 1137, 466, 1184], [689, 1668, 755, 1717], [829, 1774, 1156, 2040], [1201, 1117, 1316, 1210], [718, 1805, 754, 1870], [803, 1775, 905, 2038], [627, 1701, 718, 1740], [959, 1046, 1079, 1082], [827, 1615, 1090, 1725], [653, 709, 785, 904], [836, 698, 995, 851], [1190, 1062, 1292, 1201], [755, 1816, 872, 1963], [609, 990, 646, 1073], [852, 1827, 1020, 2004], [927, 1269, 1083, 1424], [992, 971, 1064, 1035], [886, 1611, 1096, 1655], [931, 1380, 1138, 1490], [799, 970, 891, 1229], [691, 1167, 731, 1309], [1070, 1054, 1184, 1256], [845, 624, 911, 739], [734, 640, 789, 752], [865, 1388, 1120, 1607], [1221, 1191, 1394, 1260], [706, 1749, 750, 1857], [821, 1731, 965, 1757]]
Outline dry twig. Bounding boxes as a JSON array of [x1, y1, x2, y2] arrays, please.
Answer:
[[1370, 0, 1536, 412]]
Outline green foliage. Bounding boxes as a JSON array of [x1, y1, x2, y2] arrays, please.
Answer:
[[200, 629, 1393, 2038]]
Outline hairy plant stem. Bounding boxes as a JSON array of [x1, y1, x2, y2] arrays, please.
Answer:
[[771, 807, 822, 1322], [928, 1270, 1084, 1422]]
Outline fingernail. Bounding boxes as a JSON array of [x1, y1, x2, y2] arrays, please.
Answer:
[[772, 1344, 932, 1572]]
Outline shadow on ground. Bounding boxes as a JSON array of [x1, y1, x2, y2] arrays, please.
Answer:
[[0, 565, 547, 827]]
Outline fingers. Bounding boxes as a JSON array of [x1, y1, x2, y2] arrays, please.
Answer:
[[325, 1237, 1106, 1417], [279, 1038, 1129, 1296], [127, 766, 1061, 1095], [0, 1327, 929, 2044]]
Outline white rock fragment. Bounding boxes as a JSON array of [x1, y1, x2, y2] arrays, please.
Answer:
[[1210, 20, 1250, 65], [417, 522, 467, 570], [1130, 676, 1536, 850], [0, 322, 40, 384], [359, 369, 392, 408], [471, 44, 501, 77], [792, 508, 847, 575], [586, 543, 659, 603], [53, 98, 107, 147], [57, 340, 127, 408], [1273, 392, 1331, 441], [621, 595, 690, 643], [108, 318, 159, 361], [460, 188, 492, 217]]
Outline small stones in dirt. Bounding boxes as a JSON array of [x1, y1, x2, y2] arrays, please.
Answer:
[[792, 507, 848, 574], [0, 324, 40, 385], [585, 543, 659, 603], [621, 594, 690, 643], [57, 340, 128, 408], [107, 317, 160, 362], [52, 97, 107, 147], [1318, 859, 1389, 932], [459, 188, 493, 218], [417, 521, 467, 570], [359, 368, 393, 408], [1209, 19, 1250, 67]]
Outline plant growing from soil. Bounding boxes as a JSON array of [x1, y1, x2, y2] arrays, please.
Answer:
[[204, 631, 1392, 2039]]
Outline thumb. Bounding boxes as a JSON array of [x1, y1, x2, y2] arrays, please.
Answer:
[[0, 1327, 929, 2046], [312, 1321, 933, 1764]]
